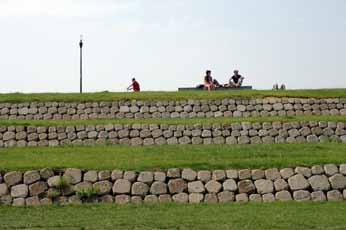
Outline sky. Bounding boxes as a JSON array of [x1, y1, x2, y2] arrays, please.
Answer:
[[0, 0, 346, 93]]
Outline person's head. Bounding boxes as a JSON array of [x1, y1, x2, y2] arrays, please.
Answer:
[[206, 70, 211, 76], [132, 78, 136, 82], [233, 70, 239, 75]]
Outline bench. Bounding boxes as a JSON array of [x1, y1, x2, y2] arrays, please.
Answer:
[[178, 86, 253, 91]]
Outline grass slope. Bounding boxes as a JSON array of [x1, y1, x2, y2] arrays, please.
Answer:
[[1, 115, 346, 127], [0, 89, 346, 103], [0, 143, 345, 171], [1, 203, 346, 230]]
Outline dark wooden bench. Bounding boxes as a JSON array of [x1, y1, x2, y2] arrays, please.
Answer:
[[178, 86, 253, 91]]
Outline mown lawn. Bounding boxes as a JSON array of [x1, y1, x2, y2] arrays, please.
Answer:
[[0, 202, 345, 230], [1, 115, 346, 127], [0, 143, 345, 171], [1, 88, 346, 103]]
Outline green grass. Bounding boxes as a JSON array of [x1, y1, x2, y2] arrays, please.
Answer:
[[0, 203, 346, 230], [0, 143, 345, 171], [1, 89, 346, 103], [1, 115, 346, 127]]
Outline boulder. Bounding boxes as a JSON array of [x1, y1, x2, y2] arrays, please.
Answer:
[[238, 169, 251, 180], [288, 174, 309, 191], [293, 190, 310, 201], [235, 193, 249, 202], [327, 190, 343, 201], [197, 170, 211, 182], [265, 168, 281, 181], [131, 182, 149, 196], [324, 164, 339, 176], [29, 181, 48, 196], [254, 179, 274, 194], [311, 191, 326, 201], [112, 179, 131, 194], [0, 184, 9, 196], [308, 175, 330, 191], [249, 194, 262, 202], [39, 168, 54, 180], [217, 191, 235, 203], [274, 179, 288, 191], [64, 168, 82, 184], [251, 169, 265, 180], [188, 181, 205, 193], [23, 171, 40, 185], [275, 191, 292, 201], [84, 170, 98, 183], [280, 168, 294, 179], [111, 170, 123, 181], [205, 180, 222, 193], [167, 168, 181, 178], [223, 179, 237, 192], [138, 172, 154, 184], [11, 184, 28, 198], [189, 193, 204, 203], [168, 179, 187, 194], [150, 182, 167, 195], [238, 180, 256, 194], [172, 193, 189, 203], [295, 167, 312, 178], [115, 195, 130, 204], [212, 170, 226, 181], [262, 193, 275, 202], [4, 171, 22, 186], [144, 195, 158, 203], [329, 174, 346, 190], [181, 169, 197, 181], [154, 172, 166, 182], [94, 181, 112, 195], [204, 194, 218, 203]]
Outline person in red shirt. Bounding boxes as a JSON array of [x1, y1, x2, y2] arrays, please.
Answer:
[[127, 78, 140, 92]]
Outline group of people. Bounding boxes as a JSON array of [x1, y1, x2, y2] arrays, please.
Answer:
[[126, 69, 246, 92], [202, 70, 245, 91]]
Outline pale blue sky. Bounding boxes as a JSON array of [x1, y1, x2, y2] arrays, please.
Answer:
[[0, 0, 346, 92]]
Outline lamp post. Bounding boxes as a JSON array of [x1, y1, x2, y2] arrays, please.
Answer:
[[79, 35, 83, 93]]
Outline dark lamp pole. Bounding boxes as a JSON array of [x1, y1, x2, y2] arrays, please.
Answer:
[[79, 35, 83, 93]]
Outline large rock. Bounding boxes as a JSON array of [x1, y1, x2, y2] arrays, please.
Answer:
[[275, 191, 292, 201], [188, 181, 205, 193], [251, 169, 265, 180], [11, 184, 28, 198], [39, 168, 54, 180], [293, 190, 310, 201], [288, 174, 309, 191], [238, 169, 251, 180], [94, 181, 112, 195], [112, 179, 131, 194], [238, 180, 256, 194], [189, 193, 204, 203], [197, 170, 211, 182], [4, 171, 22, 186], [115, 195, 130, 204], [0, 184, 9, 196], [235, 193, 249, 202], [329, 174, 346, 190], [311, 191, 326, 201], [274, 179, 288, 191], [124, 171, 137, 182], [29, 181, 48, 196], [262, 193, 275, 202], [254, 179, 274, 194], [150, 182, 167, 195], [324, 164, 339, 176], [26, 196, 40, 206], [137, 172, 154, 184], [84, 170, 98, 183], [111, 170, 123, 181], [168, 179, 187, 194], [205, 180, 222, 193], [340, 164, 346, 175], [308, 175, 330, 191], [64, 168, 82, 184], [23, 171, 40, 185], [295, 167, 312, 178], [167, 168, 181, 178], [280, 168, 294, 179], [204, 194, 218, 203], [154, 172, 166, 182], [181, 169, 197, 181], [172, 193, 188, 203], [327, 190, 343, 201], [265, 168, 281, 181], [144, 195, 158, 203], [131, 182, 149, 196], [218, 191, 235, 203], [212, 170, 226, 181], [223, 179, 237, 192], [74, 182, 92, 192]]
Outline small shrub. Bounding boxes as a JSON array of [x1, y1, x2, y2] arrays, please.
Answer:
[[76, 186, 99, 201], [47, 190, 61, 199]]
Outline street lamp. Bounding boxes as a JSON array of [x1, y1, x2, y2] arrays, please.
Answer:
[[79, 35, 83, 93]]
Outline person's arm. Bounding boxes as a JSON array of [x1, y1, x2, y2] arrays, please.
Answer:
[[127, 84, 133, 90]]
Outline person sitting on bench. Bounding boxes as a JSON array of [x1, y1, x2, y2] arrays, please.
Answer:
[[127, 78, 140, 92], [228, 70, 245, 88], [204, 70, 215, 91]]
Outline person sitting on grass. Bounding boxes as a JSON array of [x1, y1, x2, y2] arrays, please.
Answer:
[[204, 70, 215, 91], [228, 70, 245, 88], [127, 78, 140, 92]]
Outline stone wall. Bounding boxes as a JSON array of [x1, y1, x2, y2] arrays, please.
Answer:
[[1, 165, 345, 206], [1, 121, 346, 147], [1, 98, 345, 120]]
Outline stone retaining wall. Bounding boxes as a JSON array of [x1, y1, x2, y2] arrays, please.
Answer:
[[1, 98, 346, 120], [1, 165, 346, 206], [1, 121, 346, 147]]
